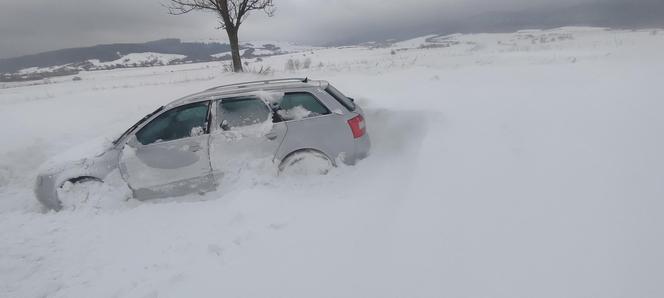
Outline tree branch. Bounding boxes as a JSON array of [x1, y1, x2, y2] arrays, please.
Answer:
[[166, 0, 275, 72], [167, 0, 273, 28], [166, 0, 218, 15]]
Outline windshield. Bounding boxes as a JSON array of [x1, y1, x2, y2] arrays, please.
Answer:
[[112, 106, 164, 145]]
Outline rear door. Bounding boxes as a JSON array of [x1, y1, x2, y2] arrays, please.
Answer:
[[119, 101, 214, 198], [209, 96, 287, 180], [273, 91, 350, 163]]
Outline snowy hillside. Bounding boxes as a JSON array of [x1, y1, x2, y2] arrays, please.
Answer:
[[90, 52, 187, 68], [210, 41, 318, 58], [8, 41, 317, 78], [1, 27, 664, 298]]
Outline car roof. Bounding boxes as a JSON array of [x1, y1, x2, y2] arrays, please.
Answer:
[[166, 78, 329, 108]]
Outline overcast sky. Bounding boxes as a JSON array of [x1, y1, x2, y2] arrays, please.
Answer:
[[0, 0, 659, 59]]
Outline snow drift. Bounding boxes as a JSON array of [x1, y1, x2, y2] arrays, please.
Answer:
[[1, 27, 664, 298]]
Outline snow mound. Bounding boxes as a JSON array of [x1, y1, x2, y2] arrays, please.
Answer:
[[56, 170, 133, 211]]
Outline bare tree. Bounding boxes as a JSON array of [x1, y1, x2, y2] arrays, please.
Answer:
[[167, 0, 274, 72]]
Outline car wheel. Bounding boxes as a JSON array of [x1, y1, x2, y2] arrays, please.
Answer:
[[278, 150, 334, 176], [56, 177, 103, 210]]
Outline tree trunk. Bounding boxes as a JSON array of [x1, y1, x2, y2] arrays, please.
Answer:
[[226, 28, 243, 72]]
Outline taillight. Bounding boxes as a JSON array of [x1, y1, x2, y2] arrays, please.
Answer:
[[347, 115, 365, 138]]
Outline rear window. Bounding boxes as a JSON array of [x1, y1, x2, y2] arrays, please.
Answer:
[[325, 84, 355, 111]]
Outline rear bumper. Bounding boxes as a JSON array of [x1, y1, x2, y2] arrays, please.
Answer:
[[353, 133, 371, 162]]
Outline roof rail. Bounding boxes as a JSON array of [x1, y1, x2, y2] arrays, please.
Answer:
[[205, 78, 309, 91]]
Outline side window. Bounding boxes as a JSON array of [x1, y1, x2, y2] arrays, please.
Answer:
[[218, 97, 270, 129], [275, 92, 330, 122], [136, 102, 209, 145]]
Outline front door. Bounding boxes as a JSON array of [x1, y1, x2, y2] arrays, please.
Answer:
[[209, 96, 287, 181], [119, 101, 214, 199]]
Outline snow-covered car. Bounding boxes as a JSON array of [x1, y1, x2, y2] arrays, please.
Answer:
[[35, 78, 371, 210]]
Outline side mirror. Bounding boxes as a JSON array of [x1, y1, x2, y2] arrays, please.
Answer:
[[348, 97, 355, 103]]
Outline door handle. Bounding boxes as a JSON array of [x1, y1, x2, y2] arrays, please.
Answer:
[[266, 132, 278, 140]]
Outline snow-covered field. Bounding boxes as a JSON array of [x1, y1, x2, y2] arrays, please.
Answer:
[[91, 53, 188, 68], [1, 27, 664, 297]]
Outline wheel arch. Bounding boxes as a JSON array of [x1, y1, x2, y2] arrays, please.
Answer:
[[61, 175, 104, 187], [278, 148, 335, 171]]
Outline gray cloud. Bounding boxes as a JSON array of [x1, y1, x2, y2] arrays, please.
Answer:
[[1, 0, 662, 58]]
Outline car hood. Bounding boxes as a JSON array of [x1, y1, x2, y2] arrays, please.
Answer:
[[38, 136, 117, 175]]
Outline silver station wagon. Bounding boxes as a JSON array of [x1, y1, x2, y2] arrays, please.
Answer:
[[35, 78, 371, 210]]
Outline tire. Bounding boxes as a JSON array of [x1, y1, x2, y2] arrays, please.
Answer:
[[278, 150, 334, 176]]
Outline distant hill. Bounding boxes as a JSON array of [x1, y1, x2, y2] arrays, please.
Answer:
[[0, 39, 233, 74], [4, 0, 662, 80], [328, 0, 664, 46], [457, 0, 664, 33], [0, 39, 317, 82]]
